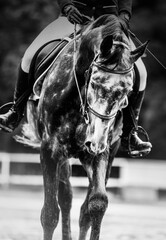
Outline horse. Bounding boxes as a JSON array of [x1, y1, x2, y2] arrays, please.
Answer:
[[17, 15, 148, 240]]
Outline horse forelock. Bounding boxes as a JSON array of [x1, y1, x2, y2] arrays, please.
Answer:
[[101, 16, 130, 67], [81, 15, 131, 69]]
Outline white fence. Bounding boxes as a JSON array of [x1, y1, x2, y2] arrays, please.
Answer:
[[0, 152, 166, 191]]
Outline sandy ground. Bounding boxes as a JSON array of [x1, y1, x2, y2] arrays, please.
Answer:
[[0, 188, 166, 240]]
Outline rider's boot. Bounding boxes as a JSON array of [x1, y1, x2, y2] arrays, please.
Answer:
[[122, 90, 152, 157], [0, 65, 30, 133]]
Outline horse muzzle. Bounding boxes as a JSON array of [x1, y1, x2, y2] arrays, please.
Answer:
[[84, 114, 115, 155], [85, 140, 107, 155]]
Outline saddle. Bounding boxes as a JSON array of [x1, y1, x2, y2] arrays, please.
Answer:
[[29, 34, 75, 99]]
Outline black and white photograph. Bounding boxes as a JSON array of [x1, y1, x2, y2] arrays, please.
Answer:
[[0, 1, 166, 240]]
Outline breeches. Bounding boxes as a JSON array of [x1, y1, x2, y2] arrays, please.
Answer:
[[21, 17, 147, 91], [21, 17, 76, 73]]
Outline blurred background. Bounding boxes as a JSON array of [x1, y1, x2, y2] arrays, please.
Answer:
[[0, 1, 166, 240]]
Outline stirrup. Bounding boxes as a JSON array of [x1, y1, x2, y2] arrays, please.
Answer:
[[0, 102, 24, 133], [128, 126, 150, 158]]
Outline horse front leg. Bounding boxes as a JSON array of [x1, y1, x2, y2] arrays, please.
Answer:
[[78, 184, 92, 240], [88, 155, 109, 240], [58, 160, 72, 240], [40, 141, 60, 240], [78, 157, 93, 240]]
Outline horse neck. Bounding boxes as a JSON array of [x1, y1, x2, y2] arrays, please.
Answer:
[[76, 28, 102, 75]]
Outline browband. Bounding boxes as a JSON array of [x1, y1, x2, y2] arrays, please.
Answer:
[[113, 40, 130, 50]]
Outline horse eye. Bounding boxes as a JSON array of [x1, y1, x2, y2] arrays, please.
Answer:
[[97, 90, 102, 98], [98, 89, 106, 99], [91, 82, 95, 89], [106, 109, 111, 115], [120, 96, 128, 108], [114, 90, 121, 99]]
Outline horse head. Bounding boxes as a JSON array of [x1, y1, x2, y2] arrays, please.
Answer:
[[82, 19, 148, 155]]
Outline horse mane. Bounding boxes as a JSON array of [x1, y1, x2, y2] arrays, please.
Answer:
[[87, 14, 129, 38], [77, 15, 129, 74]]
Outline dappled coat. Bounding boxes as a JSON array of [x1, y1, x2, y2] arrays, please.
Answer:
[[57, 0, 132, 18]]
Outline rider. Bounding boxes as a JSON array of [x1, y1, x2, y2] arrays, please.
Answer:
[[0, 0, 152, 156]]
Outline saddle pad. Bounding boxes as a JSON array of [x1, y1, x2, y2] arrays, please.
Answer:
[[32, 37, 73, 98]]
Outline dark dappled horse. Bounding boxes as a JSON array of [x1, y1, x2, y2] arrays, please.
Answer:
[[18, 15, 148, 240]]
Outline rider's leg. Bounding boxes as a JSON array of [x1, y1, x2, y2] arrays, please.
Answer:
[[0, 64, 29, 132], [122, 40, 152, 157], [22, 17, 75, 72], [0, 17, 74, 132]]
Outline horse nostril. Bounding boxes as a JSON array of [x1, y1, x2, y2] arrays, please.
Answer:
[[85, 141, 106, 154], [85, 141, 91, 150], [99, 143, 106, 153]]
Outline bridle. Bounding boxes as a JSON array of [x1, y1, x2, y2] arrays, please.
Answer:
[[91, 40, 134, 75], [87, 103, 117, 121], [73, 27, 133, 123], [92, 60, 133, 75], [80, 54, 133, 123]]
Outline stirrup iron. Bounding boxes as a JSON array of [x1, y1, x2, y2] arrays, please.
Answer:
[[128, 126, 150, 157]]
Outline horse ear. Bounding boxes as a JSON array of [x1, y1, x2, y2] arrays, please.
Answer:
[[130, 40, 149, 63], [100, 35, 113, 58]]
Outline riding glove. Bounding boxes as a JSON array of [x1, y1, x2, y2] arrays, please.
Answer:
[[63, 4, 83, 24]]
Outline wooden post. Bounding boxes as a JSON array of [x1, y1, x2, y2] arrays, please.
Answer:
[[0, 153, 10, 188]]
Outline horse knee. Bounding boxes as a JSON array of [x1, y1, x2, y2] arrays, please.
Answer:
[[41, 203, 60, 230], [88, 193, 108, 218]]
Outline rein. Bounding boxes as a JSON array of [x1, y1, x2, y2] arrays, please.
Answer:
[[73, 24, 85, 115], [87, 103, 117, 120], [129, 30, 166, 70]]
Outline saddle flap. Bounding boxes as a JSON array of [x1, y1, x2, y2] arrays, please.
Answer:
[[31, 38, 72, 98]]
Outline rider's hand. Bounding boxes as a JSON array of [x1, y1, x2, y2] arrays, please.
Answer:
[[63, 4, 83, 24], [119, 11, 130, 29]]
